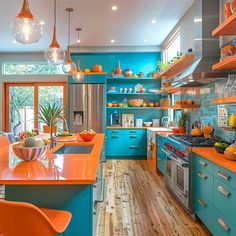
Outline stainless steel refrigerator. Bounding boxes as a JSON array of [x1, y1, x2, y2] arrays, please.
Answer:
[[70, 84, 105, 133]]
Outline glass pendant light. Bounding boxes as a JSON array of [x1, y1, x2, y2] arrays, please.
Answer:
[[73, 28, 84, 82], [11, 0, 42, 44], [62, 8, 76, 74], [44, 0, 65, 65]]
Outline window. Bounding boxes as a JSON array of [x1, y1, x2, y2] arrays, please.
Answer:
[[163, 28, 180, 63], [3, 63, 64, 75], [4, 83, 67, 135]]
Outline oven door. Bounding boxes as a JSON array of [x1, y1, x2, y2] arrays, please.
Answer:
[[162, 148, 175, 189], [173, 156, 190, 209]]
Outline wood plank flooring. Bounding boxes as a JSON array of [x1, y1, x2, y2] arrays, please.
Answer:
[[97, 160, 211, 236]]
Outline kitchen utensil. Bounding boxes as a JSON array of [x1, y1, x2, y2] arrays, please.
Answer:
[[225, 2, 232, 18], [136, 119, 143, 127], [231, 0, 236, 13], [172, 128, 180, 134], [203, 124, 214, 138], [128, 99, 143, 107], [152, 119, 160, 127], [144, 122, 152, 127], [115, 61, 122, 75], [12, 143, 47, 161], [125, 69, 132, 77]]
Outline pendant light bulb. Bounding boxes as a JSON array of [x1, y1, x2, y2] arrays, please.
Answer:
[[11, 0, 42, 44], [73, 28, 84, 82], [62, 8, 76, 74], [44, 0, 65, 65]]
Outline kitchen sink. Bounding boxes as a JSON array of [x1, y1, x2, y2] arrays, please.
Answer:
[[54, 145, 94, 154]]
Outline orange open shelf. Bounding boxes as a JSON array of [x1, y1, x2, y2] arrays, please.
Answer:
[[212, 55, 236, 71], [212, 13, 236, 36], [159, 104, 200, 110], [212, 96, 236, 104], [157, 54, 195, 80], [84, 72, 107, 75]]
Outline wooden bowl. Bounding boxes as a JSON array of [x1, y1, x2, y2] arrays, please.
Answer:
[[12, 143, 47, 161], [224, 151, 236, 161], [128, 99, 143, 107], [79, 133, 96, 142]]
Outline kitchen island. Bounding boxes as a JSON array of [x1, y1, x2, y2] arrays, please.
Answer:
[[0, 134, 105, 236]]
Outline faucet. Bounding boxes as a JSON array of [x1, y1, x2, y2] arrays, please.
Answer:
[[161, 116, 168, 127], [50, 116, 69, 149]]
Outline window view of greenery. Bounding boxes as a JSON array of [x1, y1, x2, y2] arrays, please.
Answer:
[[10, 86, 34, 135], [3, 63, 64, 75], [9, 86, 64, 135]]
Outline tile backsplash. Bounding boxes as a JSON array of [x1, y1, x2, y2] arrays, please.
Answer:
[[186, 82, 236, 143]]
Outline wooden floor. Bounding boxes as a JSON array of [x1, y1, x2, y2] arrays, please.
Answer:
[[97, 160, 211, 236]]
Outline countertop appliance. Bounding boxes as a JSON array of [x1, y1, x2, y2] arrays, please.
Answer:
[[110, 111, 121, 126], [70, 84, 105, 133], [162, 134, 219, 215]]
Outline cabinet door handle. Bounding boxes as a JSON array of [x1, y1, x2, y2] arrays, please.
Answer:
[[111, 131, 119, 133], [218, 186, 231, 198], [130, 136, 137, 138], [198, 160, 207, 167], [130, 146, 138, 149], [130, 131, 137, 133], [218, 218, 230, 232], [111, 136, 118, 138], [198, 172, 207, 180], [217, 171, 231, 181], [198, 198, 207, 208]]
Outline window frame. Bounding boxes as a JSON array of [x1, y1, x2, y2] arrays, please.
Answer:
[[162, 27, 180, 63], [3, 82, 68, 132]]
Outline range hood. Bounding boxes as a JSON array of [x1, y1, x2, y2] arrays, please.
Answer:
[[172, 0, 228, 88]]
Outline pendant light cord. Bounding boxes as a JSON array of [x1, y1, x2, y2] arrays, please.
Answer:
[[77, 30, 80, 59], [68, 11, 71, 48], [54, 0, 56, 27]]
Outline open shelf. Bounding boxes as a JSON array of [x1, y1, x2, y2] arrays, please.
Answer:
[[107, 77, 157, 81], [212, 55, 236, 71], [84, 72, 107, 75], [156, 54, 195, 80], [159, 104, 200, 109], [106, 107, 157, 110], [212, 96, 236, 104], [212, 13, 236, 36], [220, 127, 236, 131], [106, 92, 159, 95]]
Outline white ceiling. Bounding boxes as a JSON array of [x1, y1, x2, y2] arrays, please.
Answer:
[[0, 0, 194, 52]]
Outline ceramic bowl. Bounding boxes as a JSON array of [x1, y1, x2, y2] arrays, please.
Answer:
[[128, 99, 143, 107], [12, 143, 47, 161], [79, 133, 96, 142], [144, 122, 152, 127]]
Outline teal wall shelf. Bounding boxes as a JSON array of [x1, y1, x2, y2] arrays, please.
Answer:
[[107, 107, 158, 110], [107, 92, 159, 95]]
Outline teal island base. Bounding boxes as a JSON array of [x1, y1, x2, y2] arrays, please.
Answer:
[[5, 185, 94, 236]]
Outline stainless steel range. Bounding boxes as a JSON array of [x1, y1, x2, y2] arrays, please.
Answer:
[[162, 134, 218, 214]]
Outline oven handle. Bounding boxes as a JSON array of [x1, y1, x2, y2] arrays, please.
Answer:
[[162, 148, 188, 167], [161, 148, 170, 156]]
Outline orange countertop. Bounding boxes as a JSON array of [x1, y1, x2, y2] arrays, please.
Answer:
[[107, 126, 152, 129], [0, 134, 105, 185], [192, 147, 236, 173]]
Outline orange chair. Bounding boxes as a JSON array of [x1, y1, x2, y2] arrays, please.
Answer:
[[0, 200, 72, 236]]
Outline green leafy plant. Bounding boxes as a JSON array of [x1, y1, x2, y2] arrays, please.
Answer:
[[38, 103, 65, 126], [178, 113, 188, 127]]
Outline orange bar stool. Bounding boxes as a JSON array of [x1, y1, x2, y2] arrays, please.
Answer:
[[0, 200, 72, 236]]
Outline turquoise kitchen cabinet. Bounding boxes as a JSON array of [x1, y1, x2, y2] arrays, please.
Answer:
[[106, 133, 125, 156], [193, 153, 236, 236], [157, 135, 165, 175], [106, 129, 147, 159]]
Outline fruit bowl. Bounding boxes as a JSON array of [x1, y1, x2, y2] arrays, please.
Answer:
[[128, 99, 143, 107], [214, 142, 229, 154], [12, 143, 47, 161], [224, 151, 236, 161], [144, 122, 152, 127], [79, 133, 96, 142]]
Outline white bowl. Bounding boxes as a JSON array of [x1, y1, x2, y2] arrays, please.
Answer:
[[144, 122, 152, 127]]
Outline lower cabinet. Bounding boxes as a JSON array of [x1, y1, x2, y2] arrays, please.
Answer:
[[106, 129, 147, 159], [157, 135, 166, 175], [193, 154, 236, 236]]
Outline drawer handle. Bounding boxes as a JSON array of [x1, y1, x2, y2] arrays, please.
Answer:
[[130, 146, 138, 149], [217, 171, 231, 181], [218, 186, 231, 198], [111, 136, 118, 138], [198, 160, 207, 167], [198, 172, 207, 180], [111, 131, 119, 133], [218, 218, 230, 232], [197, 198, 207, 208], [130, 131, 137, 133], [130, 136, 137, 138]]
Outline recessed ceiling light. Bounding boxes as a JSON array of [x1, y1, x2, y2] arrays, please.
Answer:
[[12, 40, 17, 44], [151, 19, 157, 24], [112, 6, 118, 11], [40, 21, 45, 25], [143, 39, 148, 42], [77, 39, 81, 43], [110, 39, 115, 43]]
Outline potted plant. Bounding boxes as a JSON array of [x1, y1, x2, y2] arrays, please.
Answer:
[[38, 103, 65, 133], [178, 113, 188, 134]]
